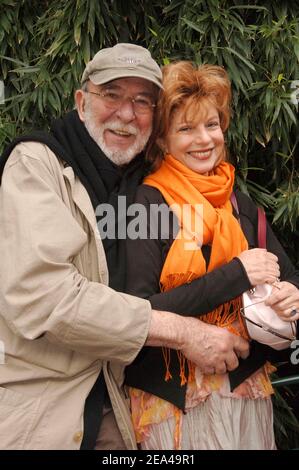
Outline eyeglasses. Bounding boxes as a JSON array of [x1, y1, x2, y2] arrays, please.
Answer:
[[240, 298, 297, 342], [85, 90, 156, 114]]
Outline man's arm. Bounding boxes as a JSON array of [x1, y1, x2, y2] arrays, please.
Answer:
[[146, 309, 249, 375]]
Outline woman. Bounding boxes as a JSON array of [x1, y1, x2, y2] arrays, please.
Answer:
[[124, 62, 299, 450]]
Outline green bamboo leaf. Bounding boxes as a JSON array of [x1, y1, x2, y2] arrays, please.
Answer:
[[283, 102, 297, 125], [225, 47, 256, 71], [181, 18, 204, 35], [87, 1, 96, 39], [222, 51, 244, 91], [265, 88, 272, 108], [273, 203, 288, 224], [0, 0, 16, 6], [74, 24, 81, 46], [271, 100, 282, 126], [0, 55, 29, 67], [229, 5, 268, 11], [51, 85, 61, 113], [249, 81, 268, 91], [45, 32, 69, 56], [37, 89, 43, 114], [42, 87, 49, 109], [82, 36, 90, 65], [23, 12, 34, 34], [48, 90, 59, 112], [0, 14, 11, 34], [9, 66, 40, 74], [163, 0, 185, 14], [210, 27, 219, 56]]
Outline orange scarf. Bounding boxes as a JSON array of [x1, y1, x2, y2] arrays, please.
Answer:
[[144, 154, 249, 383]]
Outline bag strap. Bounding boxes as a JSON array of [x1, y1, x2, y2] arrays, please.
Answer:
[[230, 191, 267, 248], [230, 191, 239, 218], [257, 206, 267, 249]]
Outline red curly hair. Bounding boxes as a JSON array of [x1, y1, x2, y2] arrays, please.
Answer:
[[146, 61, 232, 169]]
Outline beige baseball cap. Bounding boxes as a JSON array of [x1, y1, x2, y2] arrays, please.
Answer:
[[81, 43, 163, 89]]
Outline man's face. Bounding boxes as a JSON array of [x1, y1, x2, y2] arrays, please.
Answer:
[[76, 77, 156, 165]]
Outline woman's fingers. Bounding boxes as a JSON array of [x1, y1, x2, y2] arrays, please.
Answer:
[[238, 248, 280, 286], [265, 281, 299, 321]]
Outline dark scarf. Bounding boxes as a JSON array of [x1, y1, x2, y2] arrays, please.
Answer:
[[0, 109, 147, 449], [0, 110, 146, 291]]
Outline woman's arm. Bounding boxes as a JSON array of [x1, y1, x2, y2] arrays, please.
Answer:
[[236, 189, 299, 288], [126, 185, 252, 315]]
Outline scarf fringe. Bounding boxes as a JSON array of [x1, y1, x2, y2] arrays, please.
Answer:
[[174, 408, 182, 450], [160, 271, 199, 292], [162, 347, 173, 381], [162, 297, 248, 385]]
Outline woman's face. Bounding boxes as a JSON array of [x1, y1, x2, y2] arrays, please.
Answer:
[[164, 103, 225, 175]]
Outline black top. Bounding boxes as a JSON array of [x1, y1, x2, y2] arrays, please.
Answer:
[[124, 185, 299, 409]]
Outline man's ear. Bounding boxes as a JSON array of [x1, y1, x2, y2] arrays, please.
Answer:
[[75, 89, 86, 122]]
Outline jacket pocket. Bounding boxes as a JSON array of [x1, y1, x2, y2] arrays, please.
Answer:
[[0, 387, 40, 450]]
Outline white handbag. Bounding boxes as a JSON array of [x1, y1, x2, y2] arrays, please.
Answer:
[[241, 283, 296, 350], [230, 192, 297, 350]]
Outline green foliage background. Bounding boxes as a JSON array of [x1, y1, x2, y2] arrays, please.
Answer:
[[0, 0, 298, 265], [0, 0, 299, 448]]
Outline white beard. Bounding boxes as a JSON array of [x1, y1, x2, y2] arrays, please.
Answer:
[[84, 103, 152, 166]]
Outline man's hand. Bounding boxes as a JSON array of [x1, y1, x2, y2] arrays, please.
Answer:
[[146, 310, 249, 375], [180, 317, 249, 375]]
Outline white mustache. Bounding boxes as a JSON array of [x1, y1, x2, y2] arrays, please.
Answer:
[[103, 121, 138, 136]]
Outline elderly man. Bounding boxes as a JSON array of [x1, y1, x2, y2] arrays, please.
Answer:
[[0, 44, 250, 450]]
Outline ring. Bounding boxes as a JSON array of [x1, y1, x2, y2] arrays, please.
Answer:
[[290, 307, 298, 317]]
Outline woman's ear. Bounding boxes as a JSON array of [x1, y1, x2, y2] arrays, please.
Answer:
[[156, 137, 167, 154]]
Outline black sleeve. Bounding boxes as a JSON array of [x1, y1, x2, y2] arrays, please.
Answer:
[[126, 185, 252, 316], [235, 190, 299, 288], [266, 223, 299, 288]]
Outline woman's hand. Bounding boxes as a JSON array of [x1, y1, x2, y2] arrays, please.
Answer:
[[265, 281, 299, 322], [238, 248, 280, 286]]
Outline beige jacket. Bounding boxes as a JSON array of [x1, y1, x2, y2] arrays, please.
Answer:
[[0, 142, 151, 450]]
